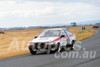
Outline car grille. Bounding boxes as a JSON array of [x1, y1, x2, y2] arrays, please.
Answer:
[[34, 43, 38, 49], [34, 43, 45, 49], [40, 43, 45, 49]]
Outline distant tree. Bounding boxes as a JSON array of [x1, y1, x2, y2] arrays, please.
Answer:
[[71, 22, 77, 26], [96, 23, 100, 25]]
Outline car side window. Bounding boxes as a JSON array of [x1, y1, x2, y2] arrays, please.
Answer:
[[65, 29, 73, 36], [61, 30, 67, 36]]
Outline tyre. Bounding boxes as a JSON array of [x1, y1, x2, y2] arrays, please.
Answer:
[[55, 43, 64, 52], [29, 46, 36, 55], [29, 49, 36, 55], [54, 43, 60, 52], [71, 40, 75, 50], [65, 40, 75, 50], [47, 43, 60, 54]]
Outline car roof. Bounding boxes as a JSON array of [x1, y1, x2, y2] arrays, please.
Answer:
[[45, 28, 67, 31]]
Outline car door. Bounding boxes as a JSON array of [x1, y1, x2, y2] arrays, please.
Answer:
[[65, 29, 73, 44], [60, 30, 68, 46]]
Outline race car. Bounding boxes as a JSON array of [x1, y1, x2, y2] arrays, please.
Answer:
[[28, 28, 76, 55], [93, 26, 99, 28]]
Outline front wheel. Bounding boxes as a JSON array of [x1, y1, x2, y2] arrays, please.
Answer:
[[55, 43, 60, 52], [29, 49, 36, 55], [47, 43, 60, 54], [29, 46, 36, 55]]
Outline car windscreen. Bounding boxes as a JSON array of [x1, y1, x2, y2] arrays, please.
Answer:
[[38, 30, 60, 38]]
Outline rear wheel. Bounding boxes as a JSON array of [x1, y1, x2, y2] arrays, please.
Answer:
[[66, 40, 75, 50], [71, 40, 75, 50]]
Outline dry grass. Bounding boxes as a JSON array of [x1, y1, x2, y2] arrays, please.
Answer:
[[0, 26, 95, 59]]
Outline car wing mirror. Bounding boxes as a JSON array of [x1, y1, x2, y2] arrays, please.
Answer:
[[61, 35, 65, 37], [35, 36, 37, 38]]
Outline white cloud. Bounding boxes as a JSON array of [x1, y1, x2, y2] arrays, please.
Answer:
[[0, 12, 7, 17], [0, 1, 56, 18], [0, 1, 100, 27], [0, 1, 97, 18]]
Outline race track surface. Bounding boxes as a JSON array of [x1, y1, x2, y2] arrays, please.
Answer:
[[0, 29, 100, 67]]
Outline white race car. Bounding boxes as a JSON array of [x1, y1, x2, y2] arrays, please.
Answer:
[[28, 28, 76, 54]]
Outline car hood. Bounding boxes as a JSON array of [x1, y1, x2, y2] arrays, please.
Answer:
[[31, 37, 60, 43]]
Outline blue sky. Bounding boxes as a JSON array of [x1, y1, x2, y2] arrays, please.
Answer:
[[0, 0, 100, 28]]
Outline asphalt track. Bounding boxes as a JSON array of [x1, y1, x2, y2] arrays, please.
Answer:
[[0, 29, 100, 67]]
